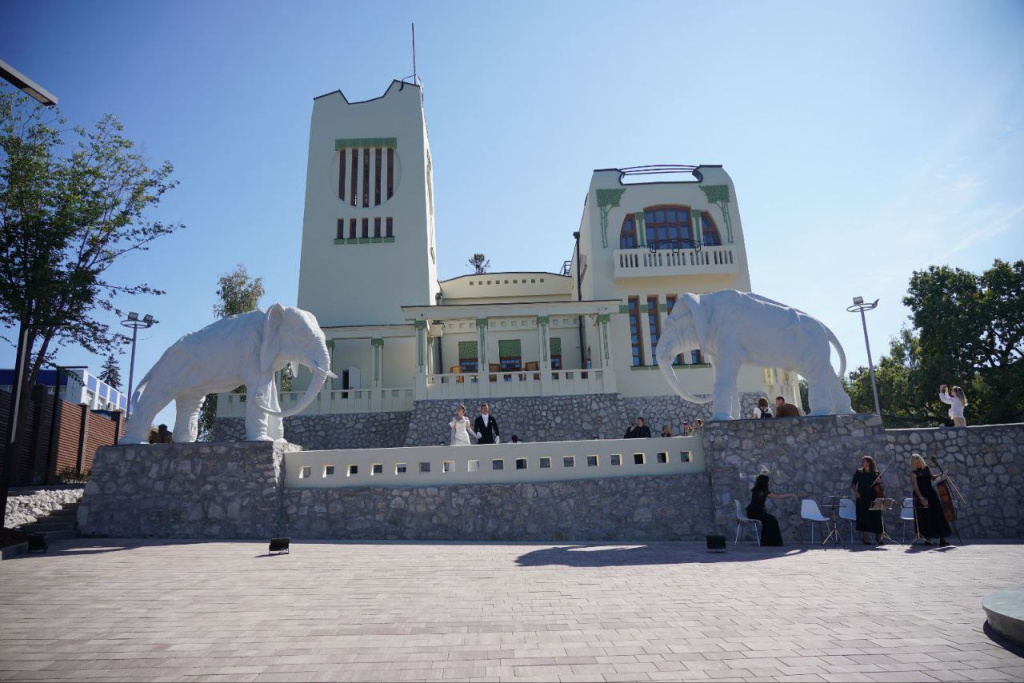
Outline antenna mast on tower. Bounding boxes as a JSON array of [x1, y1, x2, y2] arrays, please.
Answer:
[[411, 23, 418, 85]]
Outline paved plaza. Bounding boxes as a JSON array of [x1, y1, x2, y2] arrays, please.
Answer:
[[1, 539, 1022, 682]]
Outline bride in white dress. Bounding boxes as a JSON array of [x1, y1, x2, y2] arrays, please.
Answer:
[[449, 404, 473, 446]]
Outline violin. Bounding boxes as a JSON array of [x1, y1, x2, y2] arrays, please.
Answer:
[[929, 456, 957, 523]]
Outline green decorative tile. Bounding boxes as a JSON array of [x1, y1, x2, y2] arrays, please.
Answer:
[[335, 137, 397, 150]]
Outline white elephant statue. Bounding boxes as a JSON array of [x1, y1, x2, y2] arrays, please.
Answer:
[[122, 304, 335, 444], [656, 290, 854, 421]]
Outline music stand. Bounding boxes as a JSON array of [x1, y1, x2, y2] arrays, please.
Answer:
[[820, 495, 845, 546], [869, 497, 899, 545]]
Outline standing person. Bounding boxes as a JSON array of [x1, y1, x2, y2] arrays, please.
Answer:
[[632, 417, 651, 438], [775, 396, 800, 417], [753, 397, 773, 419], [473, 403, 500, 444], [938, 384, 968, 427], [746, 473, 798, 546], [693, 419, 703, 431], [682, 422, 693, 436], [910, 453, 952, 547], [660, 424, 673, 437], [851, 456, 884, 545], [449, 404, 473, 447]]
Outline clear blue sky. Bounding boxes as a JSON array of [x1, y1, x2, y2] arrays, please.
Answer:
[[2, 0, 1022, 423]]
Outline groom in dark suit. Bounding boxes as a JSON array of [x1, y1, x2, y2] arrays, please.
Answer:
[[473, 403, 500, 444]]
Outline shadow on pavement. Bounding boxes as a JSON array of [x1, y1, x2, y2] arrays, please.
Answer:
[[516, 543, 808, 567]]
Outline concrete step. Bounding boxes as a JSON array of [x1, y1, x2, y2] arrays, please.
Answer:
[[18, 520, 75, 533], [47, 508, 78, 519]]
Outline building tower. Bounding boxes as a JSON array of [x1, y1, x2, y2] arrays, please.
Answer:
[[297, 80, 439, 327]]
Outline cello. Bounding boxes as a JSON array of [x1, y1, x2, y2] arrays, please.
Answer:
[[929, 455, 965, 545]]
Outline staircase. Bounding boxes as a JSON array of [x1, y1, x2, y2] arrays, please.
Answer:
[[16, 501, 79, 541]]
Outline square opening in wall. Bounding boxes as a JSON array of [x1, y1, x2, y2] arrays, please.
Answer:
[[371, 463, 383, 475], [492, 459, 504, 471], [656, 452, 668, 464], [347, 465, 358, 476], [396, 463, 408, 474], [299, 466, 312, 479], [443, 461, 454, 473], [610, 454, 622, 466], [468, 459, 480, 472], [419, 462, 431, 473], [563, 456, 575, 468], [539, 457, 551, 469], [680, 451, 692, 463], [587, 455, 599, 467], [634, 453, 646, 465], [323, 465, 335, 477], [515, 458, 527, 470]]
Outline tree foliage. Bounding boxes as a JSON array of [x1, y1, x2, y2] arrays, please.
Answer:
[[847, 260, 1023, 426], [467, 253, 490, 274], [99, 353, 122, 391], [0, 87, 183, 390], [197, 264, 265, 441]]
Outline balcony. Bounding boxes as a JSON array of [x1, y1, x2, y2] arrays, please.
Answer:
[[614, 245, 738, 279], [216, 387, 415, 418], [424, 368, 607, 400]]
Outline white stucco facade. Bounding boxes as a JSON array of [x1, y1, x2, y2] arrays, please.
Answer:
[[217, 81, 800, 420]]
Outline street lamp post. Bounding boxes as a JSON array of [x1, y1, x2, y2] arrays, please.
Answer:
[[121, 313, 157, 417], [847, 297, 882, 418]]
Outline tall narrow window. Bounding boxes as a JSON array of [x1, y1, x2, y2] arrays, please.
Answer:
[[620, 215, 637, 248], [374, 217, 381, 238], [361, 218, 369, 239], [665, 296, 683, 365], [701, 211, 722, 246], [374, 147, 382, 206], [692, 349, 704, 365], [339, 149, 346, 200], [385, 217, 393, 238], [458, 341, 478, 373], [628, 297, 644, 367], [349, 218, 357, 239], [362, 148, 370, 207], [336, 219, 344, 240], [549, 337, 562, 370], [386, 148, 394, 199], [647, 296, 661, 360], [349, 151, 358, 206]]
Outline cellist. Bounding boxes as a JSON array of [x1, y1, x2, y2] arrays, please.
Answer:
[[910, 453, 952, 547]]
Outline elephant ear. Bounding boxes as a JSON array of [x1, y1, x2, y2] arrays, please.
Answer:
[[679, 293, 709, 350], [260, 303, 285, 375]]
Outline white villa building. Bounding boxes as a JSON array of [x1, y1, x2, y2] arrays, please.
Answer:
[[218, 79, 799, 421]]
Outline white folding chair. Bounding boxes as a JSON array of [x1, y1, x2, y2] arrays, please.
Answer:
[[900, 497, 916, 543], [800, 499, 830, 544], [734, 499, 761, 546], [838, 498, 857, 542]]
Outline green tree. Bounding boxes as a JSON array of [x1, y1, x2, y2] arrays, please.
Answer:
[[0, 87, 182, 479], [467, 253, 490, 274], [847, 328, 934, 427], [99, 353, 122, 391], [197, 265, 265, 440], [903, 260, 1024, 424]]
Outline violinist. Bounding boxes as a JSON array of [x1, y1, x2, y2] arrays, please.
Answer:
[[851, 456, 884, 545], [910, 453, 952, 547]]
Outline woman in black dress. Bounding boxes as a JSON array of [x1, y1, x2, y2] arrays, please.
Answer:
[[851, 456, 884, 545], [746, 473, 798, 546], [910, 453, 951, 547]]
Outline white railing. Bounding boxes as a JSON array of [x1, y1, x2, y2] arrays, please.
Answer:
[[614, 246, 737, 279], [424, 368, 605, 400], [216, 387, 414, 418], [285, 436, 704, 488]]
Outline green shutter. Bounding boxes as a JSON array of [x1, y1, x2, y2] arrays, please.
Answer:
[[498, 339, 521, 358], [458, 341, 478, 360], [549, 337, 562, 357]]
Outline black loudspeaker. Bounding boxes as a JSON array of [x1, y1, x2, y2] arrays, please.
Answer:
[[268, 537, 290, 554], [706, 535, 726, 552], [27, 534, 48, 553]]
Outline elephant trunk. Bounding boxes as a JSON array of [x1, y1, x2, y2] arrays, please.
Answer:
[[657, 337, 713, 405], [258, 344, 335, 418]]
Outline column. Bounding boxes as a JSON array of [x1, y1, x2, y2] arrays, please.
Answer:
[[476, 318, 489, 371], [371, 337, 383, 411], [414, 320, 428, 399], [690, 208, 702, 248], [326, 339, 336, 390], [635, 211, 647, 247], [536, 315, 553, 395], [597, 313, 617, 393]]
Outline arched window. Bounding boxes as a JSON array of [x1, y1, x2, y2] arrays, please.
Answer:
[[644, 205, 693, 249], [619, 214, 637, 248], [701, 211, 722, 246]]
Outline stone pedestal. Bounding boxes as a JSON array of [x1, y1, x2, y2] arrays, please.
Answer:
[[78, 441, 298, 539]]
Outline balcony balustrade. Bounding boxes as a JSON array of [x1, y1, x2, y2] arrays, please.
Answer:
[[614, 245, 737, 279], [216, 387, 415, 418]]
